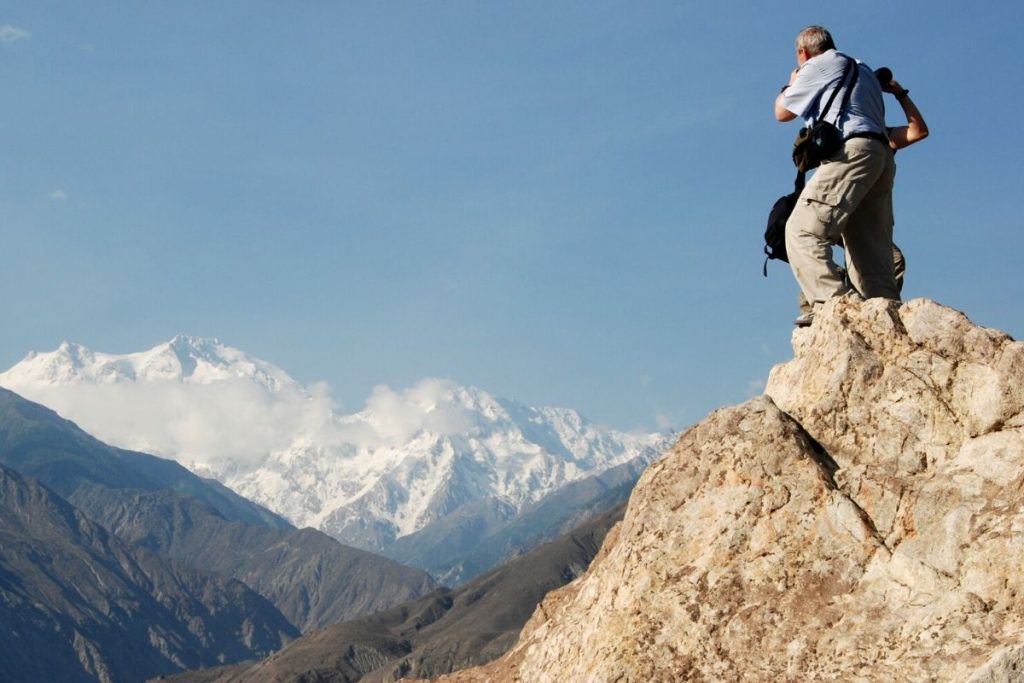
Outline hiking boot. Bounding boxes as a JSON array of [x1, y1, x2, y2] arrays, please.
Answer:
[[794, 312, 814, 328]]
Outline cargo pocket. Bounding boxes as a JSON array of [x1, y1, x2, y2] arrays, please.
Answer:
[[802, 176, 844, 240]]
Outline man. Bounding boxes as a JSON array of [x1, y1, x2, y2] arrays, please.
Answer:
[[775, 26, 898, 326], [794, 71, 929, 320]]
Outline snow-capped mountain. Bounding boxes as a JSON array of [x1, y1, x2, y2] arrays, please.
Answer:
[[0, 337, 670, 563], [6, 335, 300, 392], [233, 381, 667, 551]]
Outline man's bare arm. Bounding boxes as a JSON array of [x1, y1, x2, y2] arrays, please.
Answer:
[[775, 93, 797, 121], [885, 79, 929, 150], [775, 67, 801, 122]]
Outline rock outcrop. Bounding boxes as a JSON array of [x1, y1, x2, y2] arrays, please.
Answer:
[[422, 297, 1024, 682]]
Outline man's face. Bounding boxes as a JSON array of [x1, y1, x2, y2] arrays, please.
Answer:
[[796, 46, 810, 66]]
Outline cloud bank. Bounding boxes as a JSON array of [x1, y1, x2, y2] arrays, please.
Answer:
[[0, 25, 30, 44], [338, 378, 475, 447], [11, 379, 336, 469], [7, 375, 478, 472]]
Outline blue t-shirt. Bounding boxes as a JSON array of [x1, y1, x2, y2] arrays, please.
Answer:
[[782, 48, 886, 138]]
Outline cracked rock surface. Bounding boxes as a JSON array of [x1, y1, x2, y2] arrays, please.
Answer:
[[415, 298, 1024, 682]]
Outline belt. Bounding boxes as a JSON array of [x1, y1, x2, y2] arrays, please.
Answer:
[[844, 131, 889, 145]]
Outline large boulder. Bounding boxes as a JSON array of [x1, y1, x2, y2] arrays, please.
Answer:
[[422, 298, 1024, 681]]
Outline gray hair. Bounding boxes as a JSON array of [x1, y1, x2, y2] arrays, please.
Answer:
[[796, 26, 836, 56]]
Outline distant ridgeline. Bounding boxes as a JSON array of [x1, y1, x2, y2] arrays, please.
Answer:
[[0, 389, 438, 681], [0, 338, 671, 587]]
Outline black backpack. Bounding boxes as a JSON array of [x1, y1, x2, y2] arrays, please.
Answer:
[[763, 169, 805, 276]]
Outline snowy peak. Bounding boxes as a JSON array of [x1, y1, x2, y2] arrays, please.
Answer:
[[344, 380, 562, 448], [150, 334, 300, 392], [344, 380, 633, 462], [1, 335, 301, 393], [163, 333, 221, 378], [11, 341, 102, 384]]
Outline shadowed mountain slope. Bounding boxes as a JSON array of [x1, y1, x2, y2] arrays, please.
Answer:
[[0, 387, 288, 529], [0, 465, 298, 683], [162, 502, 625, 683], [396, 455, 649, 585], [0, 388, 438, 633], [86, 488, 440, 632]]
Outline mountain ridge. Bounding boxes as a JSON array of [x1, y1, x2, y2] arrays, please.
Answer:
[[7, 334, 298, 391], [0, 464, 298, 683], [1, 338, 669, 580], [0, 387, 290, 529], [158, 501, 627, 683]]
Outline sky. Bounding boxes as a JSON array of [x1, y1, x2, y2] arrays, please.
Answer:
[[1, 1, 1022, 434]]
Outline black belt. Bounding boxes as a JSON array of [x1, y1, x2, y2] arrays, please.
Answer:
[[844, 131, 889, 145]]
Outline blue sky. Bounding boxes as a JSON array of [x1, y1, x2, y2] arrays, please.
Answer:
[[2, 2, 1022, 432]]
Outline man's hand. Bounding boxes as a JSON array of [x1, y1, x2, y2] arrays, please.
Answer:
[[775, 67, 800, 122], [882, 78, 905, 95]]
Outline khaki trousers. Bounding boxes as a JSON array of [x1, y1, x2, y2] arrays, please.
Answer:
[[786, 137, 899, 305], [796, 243, 905, 315]]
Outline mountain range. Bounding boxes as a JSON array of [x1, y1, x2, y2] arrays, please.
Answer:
[[0, 336, 670, 581], [0, 387, 439, 679]]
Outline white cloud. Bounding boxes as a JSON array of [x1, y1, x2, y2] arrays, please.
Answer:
[[49, 190, 69, 202], [745, 377, 766, 398], [0, 25, 30, 44], [338, 378, 474, 447], [654, 412, 675, 430], [3, 374, 480, 471], [8, 379, 340, 470]]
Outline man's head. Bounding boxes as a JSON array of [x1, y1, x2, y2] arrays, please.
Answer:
[[795, 25, 835, 64]]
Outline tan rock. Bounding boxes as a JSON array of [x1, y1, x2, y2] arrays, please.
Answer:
[[413, 298, 1024, 682]]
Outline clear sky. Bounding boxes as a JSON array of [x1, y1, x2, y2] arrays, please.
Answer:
[[2, 2, 1022, 433]]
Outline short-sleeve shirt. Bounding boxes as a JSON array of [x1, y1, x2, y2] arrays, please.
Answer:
[[781, 48, 886, 138]]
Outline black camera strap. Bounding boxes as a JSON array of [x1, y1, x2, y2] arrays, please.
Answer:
[[818, 56, 858, 126]]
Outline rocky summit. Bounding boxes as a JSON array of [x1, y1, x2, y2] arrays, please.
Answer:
[[420, 297, 1024, 682]]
